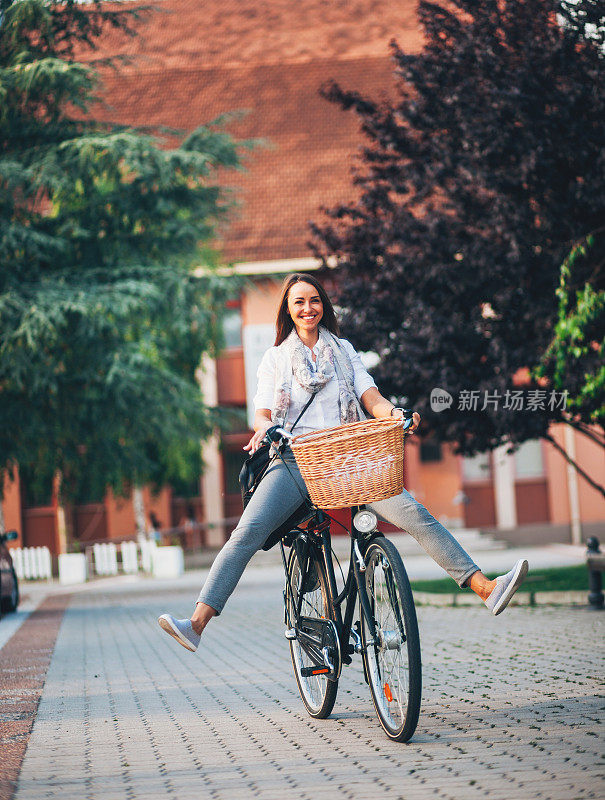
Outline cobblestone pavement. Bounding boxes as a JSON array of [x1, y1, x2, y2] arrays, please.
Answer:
[[10, 573, 605, 800]]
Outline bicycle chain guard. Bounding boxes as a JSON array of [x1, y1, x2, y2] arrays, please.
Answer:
[[296, 616, 342, 681]]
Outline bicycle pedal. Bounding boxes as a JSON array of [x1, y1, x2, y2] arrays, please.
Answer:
[[284, 628, 297, 640], [300, 665, 331, 677]]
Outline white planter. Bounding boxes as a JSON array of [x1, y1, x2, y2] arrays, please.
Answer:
[[152, 546, 184, 579], [58, 553, 87, 585]]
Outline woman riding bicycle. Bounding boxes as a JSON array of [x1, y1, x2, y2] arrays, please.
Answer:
[[159, 273, 528, 652]]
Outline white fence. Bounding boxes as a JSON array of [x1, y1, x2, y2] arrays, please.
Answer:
[[91, 540, 156, 576], [12, 547, 53, 580], [91, 540, 178, 578], [139, 539, 157, 573], [93, 542, 118, 576], [11, 540, 176, 582], [121, 540, 139, 574]]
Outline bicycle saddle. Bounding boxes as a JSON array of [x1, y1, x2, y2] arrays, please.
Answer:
[[261, 501, 313, 551]]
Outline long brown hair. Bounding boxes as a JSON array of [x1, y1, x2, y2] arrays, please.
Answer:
[[274, 273, 340, 346]]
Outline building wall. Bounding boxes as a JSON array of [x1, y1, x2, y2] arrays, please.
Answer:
[[544, 425, 605, 525], [105, 488, 137, 540], [217, 349, 246, 406], [545, 429, 572, 524], [242, 278, 283, 327], [409, 441, 465, 529], [1, 470, 177, 554], [74, 504, 107, 541], [21, 507, 58, 551], [573, 426, 605, 523]]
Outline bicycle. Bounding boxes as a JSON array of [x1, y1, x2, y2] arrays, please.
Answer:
[[262, 411, 422, 743]]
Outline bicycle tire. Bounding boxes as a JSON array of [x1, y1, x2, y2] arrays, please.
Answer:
[[360, 536, 421, 742], [286, 545, 339, 719]]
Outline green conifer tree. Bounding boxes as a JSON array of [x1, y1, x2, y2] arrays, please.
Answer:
[[0, 0, 247, 533]]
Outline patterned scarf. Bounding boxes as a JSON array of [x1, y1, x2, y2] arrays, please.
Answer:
[[272, 326, 363, 428]]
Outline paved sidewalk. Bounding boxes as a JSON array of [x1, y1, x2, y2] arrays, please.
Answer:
[[3, 569, 603, 800]]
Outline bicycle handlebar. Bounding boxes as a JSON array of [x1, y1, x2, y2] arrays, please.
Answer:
[[262, 410, 415, 447]]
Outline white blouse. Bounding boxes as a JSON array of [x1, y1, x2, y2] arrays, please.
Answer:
[[253, 338, 377, 435]]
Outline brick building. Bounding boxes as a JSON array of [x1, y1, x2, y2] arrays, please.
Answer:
[[3, 0, 603, 553]]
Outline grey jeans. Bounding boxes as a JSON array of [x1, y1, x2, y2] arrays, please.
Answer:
[[198, 449, 479, 614]]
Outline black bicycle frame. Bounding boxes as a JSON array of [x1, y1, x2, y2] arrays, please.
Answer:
[[280, 504, 380, 665]]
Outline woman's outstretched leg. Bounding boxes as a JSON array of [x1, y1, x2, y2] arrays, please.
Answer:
[[370, 488, 528, 614], [370, 488, 480, 586], [191, 602, 216, 634], [159, 450, 309, 652], [466, 571, 496, 599]]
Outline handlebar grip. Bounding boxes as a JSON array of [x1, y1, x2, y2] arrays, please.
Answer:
[[400, 408, 415, 432], [264, 425, 293, 444]]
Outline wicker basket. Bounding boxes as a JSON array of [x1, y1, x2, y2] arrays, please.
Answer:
[[291, 417, 405, 509]]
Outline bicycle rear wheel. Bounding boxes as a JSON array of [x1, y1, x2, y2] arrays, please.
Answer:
[[360, 536, 421, 742], [286, 545, 339, 719]]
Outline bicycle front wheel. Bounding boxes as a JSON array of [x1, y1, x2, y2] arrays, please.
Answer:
[[360, 537, 421, 742], [286, 546, 339, 719]]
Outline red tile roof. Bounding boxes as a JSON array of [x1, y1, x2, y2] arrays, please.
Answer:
[[82, 1, 423, 262]]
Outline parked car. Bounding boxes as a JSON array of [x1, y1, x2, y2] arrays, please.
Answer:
[[0, 530, 19, 614]]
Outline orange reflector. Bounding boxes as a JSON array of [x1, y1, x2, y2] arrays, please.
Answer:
[[384, 683, 393, 702], [312, 668, 329, 675]]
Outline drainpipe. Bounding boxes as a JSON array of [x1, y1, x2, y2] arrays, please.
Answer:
[[564, 425, 582, 545], [493, 443, 517, 529], [199, 355, 225, 547]]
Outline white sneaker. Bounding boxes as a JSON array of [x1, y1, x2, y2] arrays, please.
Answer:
[[158, 613, 201, 652], [484, 559, 529, 616]]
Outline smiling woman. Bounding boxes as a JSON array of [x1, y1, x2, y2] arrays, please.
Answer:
[[287, 283, 324, 341], [159, 272, 529, 655]]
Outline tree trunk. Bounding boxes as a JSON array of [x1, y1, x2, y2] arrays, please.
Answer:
[[543, 430, 605, 499], [53, 471, 75, 553], [133, 486, 147, 542]]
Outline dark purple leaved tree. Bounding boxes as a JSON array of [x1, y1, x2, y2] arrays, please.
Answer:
[[311, 0, 604, 493]]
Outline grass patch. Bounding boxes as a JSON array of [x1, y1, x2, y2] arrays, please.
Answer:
[[410, 563, 588, 594]]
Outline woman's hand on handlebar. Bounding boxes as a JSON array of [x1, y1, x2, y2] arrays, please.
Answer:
[[408, 411, 421, 434], [243, 413, 272, 455], [392, 408, 421, 434], [360, 390, 420, 433]]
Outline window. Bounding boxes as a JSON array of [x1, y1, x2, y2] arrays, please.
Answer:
[[420, 438, 442, 463], [462, 452, 491, 481], [222, 306, 242, 349], [513, 440, 544, 479]]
